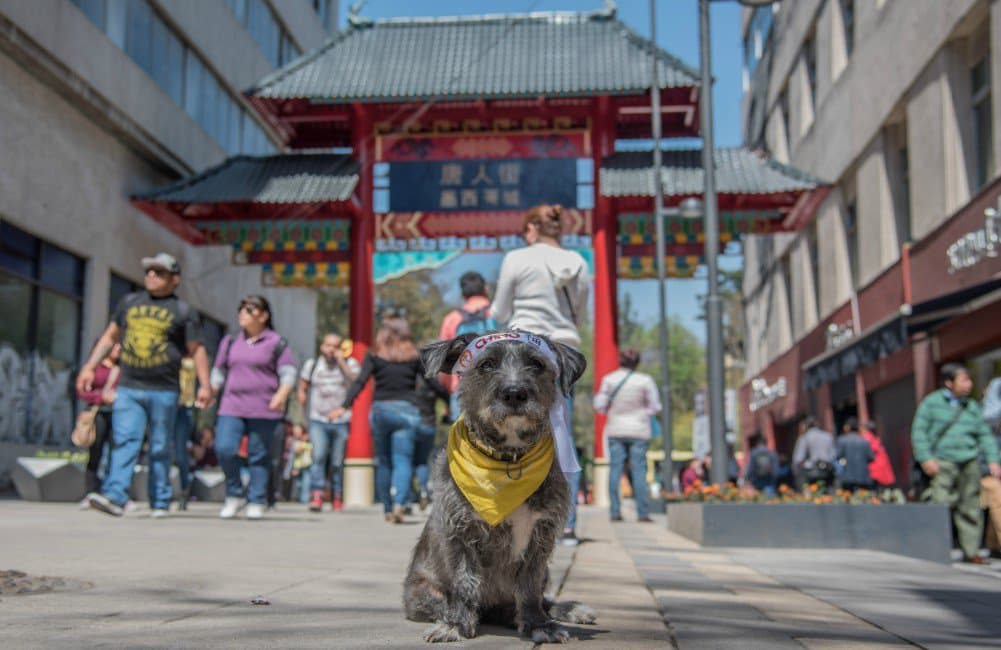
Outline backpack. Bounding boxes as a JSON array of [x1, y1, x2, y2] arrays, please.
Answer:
[[750, 448, 774, 480], [454, 306, 498, 337]]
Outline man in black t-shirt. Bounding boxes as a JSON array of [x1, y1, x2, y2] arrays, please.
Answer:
[[76, 253, 212, 517]]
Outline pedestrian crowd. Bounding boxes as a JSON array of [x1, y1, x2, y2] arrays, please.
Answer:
[[70, 208, 1001, 563]]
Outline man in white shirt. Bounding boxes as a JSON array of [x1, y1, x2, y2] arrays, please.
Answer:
[[492, 204, 591, 545], [298, 332, 360, 512]]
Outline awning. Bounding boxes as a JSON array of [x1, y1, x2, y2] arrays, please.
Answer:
[[803, 277, 1001, 390], [803, 310, 910, 392]]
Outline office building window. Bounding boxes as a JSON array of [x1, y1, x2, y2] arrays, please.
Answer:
[[779, 86, 791, 147], [226, 0, 301, 67], [70, 0, 275, 156], [804, 30, 817, 109], [780, 253, 794, 329], [971, 56, 994, 189], [843, 199, 858, 286], [743, 5, 774, 80], [807, 222, 821, 313], [108, 272, 141, 318], [313, 0, 335, 32], [897, 141, 912, 245], [840, 0, 854, 59], [0, 221, 85, 446]]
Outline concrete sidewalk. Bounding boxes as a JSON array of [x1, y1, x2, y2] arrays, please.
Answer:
[[2, 500, 1000, 648]]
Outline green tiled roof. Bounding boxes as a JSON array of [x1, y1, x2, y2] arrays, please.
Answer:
[[134, 154, 358, 204], [249, 11, 698, 102], [600, 148, 826, 198]]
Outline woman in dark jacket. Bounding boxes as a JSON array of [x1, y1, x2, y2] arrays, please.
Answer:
[[331, 316, 424, 523]]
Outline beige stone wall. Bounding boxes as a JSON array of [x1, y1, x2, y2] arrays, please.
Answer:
[[742, 0, 1001, 377]]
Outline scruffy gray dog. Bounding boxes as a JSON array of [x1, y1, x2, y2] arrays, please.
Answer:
[[403, 332, 596, 644]]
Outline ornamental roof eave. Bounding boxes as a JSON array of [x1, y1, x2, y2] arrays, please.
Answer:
[[599, 147, 829, 205], [246, 11, 699, 105], [132, 153, 359, 205]]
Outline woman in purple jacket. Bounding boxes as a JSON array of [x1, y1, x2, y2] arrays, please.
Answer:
[[211, 295, 296, 520]]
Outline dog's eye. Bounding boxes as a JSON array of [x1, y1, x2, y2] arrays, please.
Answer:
[[479, 358, 498, 371], [527, 358, 546, 372]]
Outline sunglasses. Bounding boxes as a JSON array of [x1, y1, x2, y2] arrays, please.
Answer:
[[145, 268, 171, 278], [239, 304, 261, 315]]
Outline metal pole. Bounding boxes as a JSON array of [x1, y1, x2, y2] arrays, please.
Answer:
[[649, 0, 674, 492], [700, 0, 728, 484]]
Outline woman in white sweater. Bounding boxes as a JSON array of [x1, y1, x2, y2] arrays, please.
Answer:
[[594, 349, 663, 522]]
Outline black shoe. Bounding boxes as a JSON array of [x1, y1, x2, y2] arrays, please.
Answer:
[[637, 516, 654, 523], [610, 515, 623, 522], [559, 530, 579, 547], [178, 487, 190, 511]]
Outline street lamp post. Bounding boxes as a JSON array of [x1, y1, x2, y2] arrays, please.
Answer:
[[699, 0, 728, 484], [648, 0, 674, 495]]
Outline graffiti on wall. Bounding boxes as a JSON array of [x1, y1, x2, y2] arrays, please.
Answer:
[[0, 343, 74, 446]]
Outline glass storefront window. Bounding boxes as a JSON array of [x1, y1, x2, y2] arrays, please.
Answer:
[[0, 222, 84, 446]]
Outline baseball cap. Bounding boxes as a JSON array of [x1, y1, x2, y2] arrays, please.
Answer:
[[141, 252, 181, 274]]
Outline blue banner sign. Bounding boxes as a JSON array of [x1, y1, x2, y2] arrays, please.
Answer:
[[388, 159, 577, 212]]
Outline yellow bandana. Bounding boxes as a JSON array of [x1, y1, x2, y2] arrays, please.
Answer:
[[447, 417, 554, 526]]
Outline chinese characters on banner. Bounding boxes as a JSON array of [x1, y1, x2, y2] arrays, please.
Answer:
[[388, 159, 577, 212]]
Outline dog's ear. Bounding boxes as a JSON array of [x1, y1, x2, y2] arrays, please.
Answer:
[[420, 334, 478, 377], [550, 341, 587, 395]]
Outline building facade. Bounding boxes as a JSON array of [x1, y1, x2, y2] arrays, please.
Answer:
[[740, 0, 1001, 483], [0, 0, 336, 485]]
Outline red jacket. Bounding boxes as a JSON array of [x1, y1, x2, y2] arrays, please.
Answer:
[[862, 429, 896, 486]]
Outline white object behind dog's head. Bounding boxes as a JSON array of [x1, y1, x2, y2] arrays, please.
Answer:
[[421, 332, 586, 455]]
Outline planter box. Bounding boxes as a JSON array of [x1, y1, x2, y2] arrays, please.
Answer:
[[667, 502, 951, 563]]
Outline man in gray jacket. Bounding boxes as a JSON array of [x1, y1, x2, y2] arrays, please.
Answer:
[[836, 417, 874, 491], [793, 416, 837, 488]]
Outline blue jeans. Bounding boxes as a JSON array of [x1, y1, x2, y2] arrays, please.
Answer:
[[414, 422, 436, 497], [370, 401, 421, 512], [308, 419, 350, 496], [101, 386, 179, 509], [216, 415, 277, 505], [608, 437, 650, 519], [564, 393, 581, 533], [174, 406, 195, 491]]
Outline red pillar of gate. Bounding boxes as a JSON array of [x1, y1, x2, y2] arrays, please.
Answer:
[[345, 102, 375, 505], [590, 95, 619, 507]]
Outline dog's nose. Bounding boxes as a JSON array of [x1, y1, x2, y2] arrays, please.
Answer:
[[501, 386, 529, 404]]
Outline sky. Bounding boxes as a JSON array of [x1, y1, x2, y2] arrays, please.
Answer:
[[338, 0, 746, 340]]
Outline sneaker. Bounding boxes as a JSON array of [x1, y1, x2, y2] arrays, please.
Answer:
[[559, 530, 579, 547], [610, 515, 623, 522], [332, 496, 343, 512], [151, 508, 170, 519], [87, 492, 124, 517], [390, 504, 405, 524], [245, 503, 264, 520], [220, 497, 244, 519], [637, 516, 654, 523], [309, 490, 324, 513], [419, 491, 430, 512], [178, 487, 190, 511], [79, 497, 91, 510]]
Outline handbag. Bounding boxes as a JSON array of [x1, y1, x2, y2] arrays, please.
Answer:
[[71, 405, 101, 447]]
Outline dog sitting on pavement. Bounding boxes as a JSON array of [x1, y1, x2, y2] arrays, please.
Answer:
[[403, 331, 597, 644]]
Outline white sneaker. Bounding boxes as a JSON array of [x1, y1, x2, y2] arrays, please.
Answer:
[[245, 503, 264, 520], [151, 508, 170, 519], [220, 497, 244, 519], [79, 497, 91, 510]]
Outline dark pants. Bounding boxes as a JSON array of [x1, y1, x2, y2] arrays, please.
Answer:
[[85, 410, 113, 494]]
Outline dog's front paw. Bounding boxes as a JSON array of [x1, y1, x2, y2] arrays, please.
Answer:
[[529, 621, 570, 644], [422, 623, 462, 643], [550, 600, 597, 624]]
